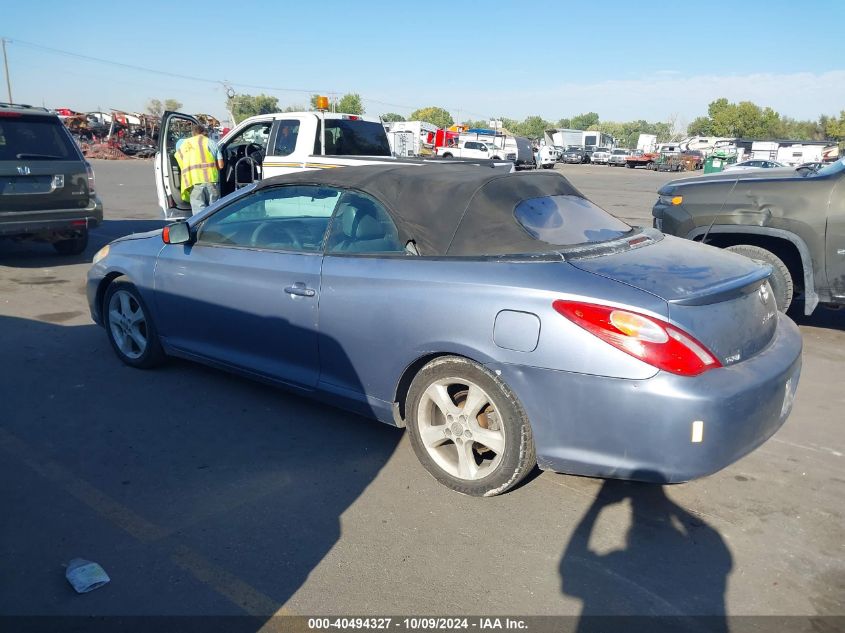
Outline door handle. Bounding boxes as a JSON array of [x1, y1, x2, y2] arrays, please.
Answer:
[[284, 282, 316, 297]]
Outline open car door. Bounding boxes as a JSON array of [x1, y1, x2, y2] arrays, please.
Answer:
[[155, 110, 200, 220]]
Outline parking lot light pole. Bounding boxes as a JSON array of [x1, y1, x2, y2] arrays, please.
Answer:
[[2, 38, 12, 103]]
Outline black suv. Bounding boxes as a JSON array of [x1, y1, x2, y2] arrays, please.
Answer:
[[0, 103, 102, 255], [653, 159, 845, 315]]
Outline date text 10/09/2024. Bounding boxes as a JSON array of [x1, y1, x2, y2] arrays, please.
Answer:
[[307, 618, 528, 630]]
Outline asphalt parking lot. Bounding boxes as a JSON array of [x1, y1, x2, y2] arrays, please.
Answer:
[[1, 160, 843, 624]]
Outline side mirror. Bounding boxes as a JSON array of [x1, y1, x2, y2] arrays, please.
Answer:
[[162, 221, 192, 245]]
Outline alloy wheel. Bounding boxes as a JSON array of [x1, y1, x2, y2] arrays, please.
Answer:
[[108, 290, 148, 360], [416, 378, 505, 481]]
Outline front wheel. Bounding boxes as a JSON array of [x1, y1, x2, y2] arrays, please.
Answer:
[[406, 357, 536, 496], [103, 280, 165, 368], [725, 245, 793, 312]]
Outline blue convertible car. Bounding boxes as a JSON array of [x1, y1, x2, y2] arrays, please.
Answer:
[[88, 164, 802, 496]]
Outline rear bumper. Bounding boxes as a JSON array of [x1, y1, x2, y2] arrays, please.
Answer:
[[0, 197, 103, 237], [487, 314, 802, 483]]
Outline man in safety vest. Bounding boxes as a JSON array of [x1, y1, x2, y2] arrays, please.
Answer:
[[174, 124, 224, 215]]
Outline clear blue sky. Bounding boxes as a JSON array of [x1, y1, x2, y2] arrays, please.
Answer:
[[3, 0, 844, 127]]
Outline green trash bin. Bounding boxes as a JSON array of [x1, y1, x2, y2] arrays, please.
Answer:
[[704, 151, 737, 174]]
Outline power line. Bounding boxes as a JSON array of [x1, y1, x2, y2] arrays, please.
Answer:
[[9, 37, 221, 86], [6, 37, 338, 95], [4, 36, 491, 121]]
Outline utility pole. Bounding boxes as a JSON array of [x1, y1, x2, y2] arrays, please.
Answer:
[[1, 38, 12, 103]]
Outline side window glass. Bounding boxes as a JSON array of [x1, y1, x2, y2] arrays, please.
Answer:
[[313, 120, 330, 154], [326, 191, 404, 254], [313, 120, 341, 155], [272, 120, 300, 157], [198, 186, 341, 251]]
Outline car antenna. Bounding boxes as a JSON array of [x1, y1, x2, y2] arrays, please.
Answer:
[[701, 177, 739, 245]]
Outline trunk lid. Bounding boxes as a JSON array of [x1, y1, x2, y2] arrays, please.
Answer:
[[569, 234, 779, 366]]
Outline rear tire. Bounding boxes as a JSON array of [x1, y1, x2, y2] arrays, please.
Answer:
[[725, 244, 793, 312], [53, 230, 88, 256], [406, 356, 536, 497]]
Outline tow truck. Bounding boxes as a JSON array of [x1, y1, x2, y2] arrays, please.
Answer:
[[156, 97, 396, 219], [155, 98, 515, 219]]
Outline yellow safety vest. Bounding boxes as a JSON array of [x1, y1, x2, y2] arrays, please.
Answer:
[[174, 135, 219, 201]]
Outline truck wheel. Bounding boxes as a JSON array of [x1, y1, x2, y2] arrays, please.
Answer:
[[406, 356, 536, 497], [725, 245, 793, 312], [53, 230, 89, 256], [441, 152, 453, 158]]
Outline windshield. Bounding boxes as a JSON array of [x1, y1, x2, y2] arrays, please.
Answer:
[[514, 195, 632, 246], [612, 149, 628, 155], [814, 158, 845, 177], [595, 147, 609, 152], [0, 114, 79, 160]]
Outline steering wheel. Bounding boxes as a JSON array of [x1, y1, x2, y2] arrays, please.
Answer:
[[244, 142, 264, 162], [250, 222, 301, 249]]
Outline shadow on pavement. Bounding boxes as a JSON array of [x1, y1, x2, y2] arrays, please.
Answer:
[[0, 313, 402, 623], [791, 305, 845, 332], [0, 219, 165, 268], [560, 472, 732, 633]]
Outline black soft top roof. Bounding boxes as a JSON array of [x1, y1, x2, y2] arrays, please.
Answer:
[[256, 164, 585, 256]]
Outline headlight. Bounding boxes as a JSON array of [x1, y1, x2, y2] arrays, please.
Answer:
[[658, 194, 683, 206], [92, 244, 110, 264]]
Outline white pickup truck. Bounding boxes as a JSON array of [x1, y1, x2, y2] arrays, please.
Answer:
[[435, 140, 505, 160], [155, 110, 396, 219]]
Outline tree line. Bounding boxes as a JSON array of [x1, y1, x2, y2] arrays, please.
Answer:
[[225, 93, 367, 121], [396, 100, 845, 146], [160, 92, 845, 146], [687, 98, 844, 142]]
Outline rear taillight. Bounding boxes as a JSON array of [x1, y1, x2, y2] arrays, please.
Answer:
[[85, 162, 96, 194], [552, 300, 721, 377]]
